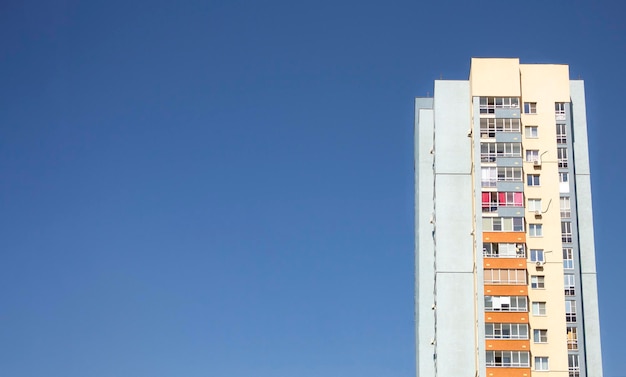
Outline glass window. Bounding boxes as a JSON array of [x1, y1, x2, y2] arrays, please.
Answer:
[[529, 224, 543, 237], [563, 248, 574, 269], [528, 199, 542, 212], [530, 249, 544, 262], [525, 126, 538, 138], [535, 357, 549, 371], [527, 174, 540, 186], [531, 275, 545, 289], [532, 302, 547, 316], [533, 329, 548, 343], [524, 102, 537, 114], [526, 150, 539, 162]]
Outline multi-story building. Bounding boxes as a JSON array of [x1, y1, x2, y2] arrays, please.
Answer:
[[414, 58, 602, 377]]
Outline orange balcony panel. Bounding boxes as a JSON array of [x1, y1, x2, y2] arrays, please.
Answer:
[[486, 367, 530, 377], [483, 232, 526, 243], [484, 285, 527, 296], [484, 258, 527, 269], [485, 339, 530, 351], [484, 312, 529, 323]]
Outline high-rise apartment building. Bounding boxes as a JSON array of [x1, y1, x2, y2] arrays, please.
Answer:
[[414, 58, 602, 377]]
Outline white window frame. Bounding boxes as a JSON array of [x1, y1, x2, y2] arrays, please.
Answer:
[[528, 198, 542, 212], [483, 217, 524, 232], [531, 275, 545, 289], [485, 296, 528, 312], [559, 172, 569, 182], [480, 97, 520, 114], [483, 243, 525, 258], [480, 118, 521, 138], [525, 125, 538, 138], [535, 356, 549, 371], [485, 323, 529, 339], [562, 222, 573, 243], [527, 174, 540, 186], [568, 354, 580, 376], [563, 248, 574, 269], [564, 275, 576, 296], [524, 102, 537, 114], [484, 269, 527, 285], [486, 351, 530, 368], [498, 167, 523, 182], [567, 327, 578, 350], [565, 300, 577, 322], [481, 142, 522, 162], [481, 167, 497, 187], [532, 301, 547, 316], [560, 197, 571, 218], [525, 149, 540, 162], [530, 249, 544, 262], [529, 224, 543, 237], [556, 123, 567, 143], [558, 147, 569, 168], [533, 329, 548, 343]]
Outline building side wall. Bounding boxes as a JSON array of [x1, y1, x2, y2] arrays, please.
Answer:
[[432, 81, 478, 376], [415, 99, 435, 377], [570, 80, 603, 376]]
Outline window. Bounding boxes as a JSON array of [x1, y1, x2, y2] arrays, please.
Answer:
[[567, 327, 578, 350], [524, 102, 537, 114], [529, 224, 543, 237], [486, 351, 530, 367], [555, 102, 567, 121], [498, 167, 523, 182], [532, 301, 547, 316], [481, 142, 522, 162], [483, 243, 525, 258], [527, 174, 540, 186], [535, 357, 549, 371], [560, 197, 571, 218], [556, 124, 567, 143], [563, 248, 574, 269], [480, 118, 521, 138], [562, 222, 573, 243], [480, 97, 520, 114], [526, 149, 540, 162], [481, 192, 530, 212], [530, 249, 544, 262], [528, 198, 542, 212], [560, 172, 570, 193], [484, 269, 527, 285], [531, 275, 545, 289], [482, 167, 497, 187], [565, 300, 577, 322], [483, 217, 524, 232], [558, 147, 569, 168], [564, 275, 576, 296], [485, 323, 529, 339], [533, 329, 548, 343], [485, 296, 528, 312], [525, 125, 538, 138], [568, 354, 580, 377]]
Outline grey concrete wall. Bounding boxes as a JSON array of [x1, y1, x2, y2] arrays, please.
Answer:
[[570, 80, 603, 377]]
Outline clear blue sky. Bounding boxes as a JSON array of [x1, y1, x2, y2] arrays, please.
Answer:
[[1, 0, 624, 376]]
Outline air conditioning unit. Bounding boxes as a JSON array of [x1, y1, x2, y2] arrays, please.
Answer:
[[536, 261, 545, 267], [533, 160, 542, 167], [534, 210, 542, 217]]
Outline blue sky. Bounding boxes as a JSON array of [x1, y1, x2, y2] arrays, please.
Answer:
[[1, 0, 624, 376]]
